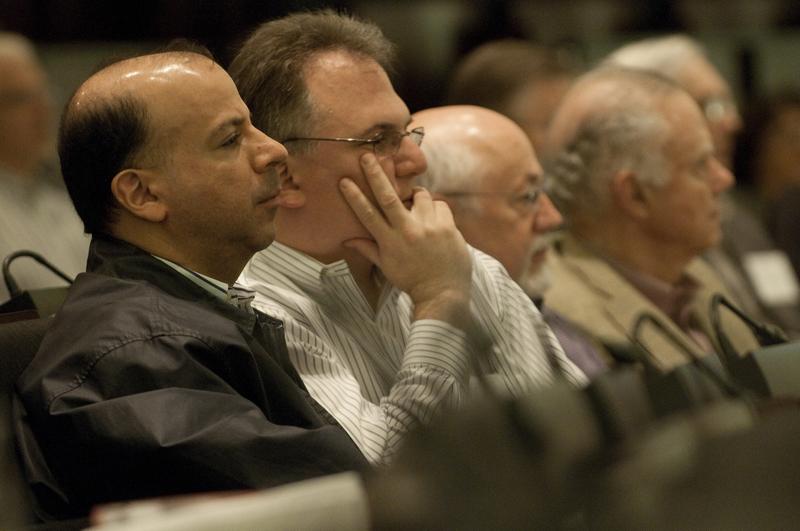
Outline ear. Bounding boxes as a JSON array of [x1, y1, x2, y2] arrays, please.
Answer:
[[110, 169, 167, 223], [611, 169, 650, 220], [274, 171, 306, 209]]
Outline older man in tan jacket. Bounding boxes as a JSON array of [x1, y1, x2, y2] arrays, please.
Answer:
[[544, 66, 760, 370]]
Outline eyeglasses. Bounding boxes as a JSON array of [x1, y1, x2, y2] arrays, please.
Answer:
[[698, 95, 739, 124], [284, 127, 425, 157], [442, 184, 545, 215]]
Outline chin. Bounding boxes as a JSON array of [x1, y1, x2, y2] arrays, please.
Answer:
[[517, 265, 552, 299], [250, 232, 276, 253]]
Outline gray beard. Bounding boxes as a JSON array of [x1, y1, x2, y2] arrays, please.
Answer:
[[518, 261, 552, 299]]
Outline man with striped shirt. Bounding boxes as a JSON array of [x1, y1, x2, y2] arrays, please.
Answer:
[[232, 10, 586, 465]]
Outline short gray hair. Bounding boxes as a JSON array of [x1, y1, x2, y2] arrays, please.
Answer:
[[546, 68, 682, 220], [417, 134, 486, 212], [602, 34, 706, 82]]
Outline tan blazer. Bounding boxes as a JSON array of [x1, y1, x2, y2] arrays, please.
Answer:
[[547, 235, 761, 371]]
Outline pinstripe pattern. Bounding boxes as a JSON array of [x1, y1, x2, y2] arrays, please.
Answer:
[[239, 242, 586, 464]]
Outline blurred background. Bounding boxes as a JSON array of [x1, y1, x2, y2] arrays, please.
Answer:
[[3, 0, 800, 119]]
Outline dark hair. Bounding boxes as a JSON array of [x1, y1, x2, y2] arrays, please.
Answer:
[[229, 9, 395, 146], [59, 45, 215, 235], [446, 39, 580, 116], [58, 93, 149, 234]]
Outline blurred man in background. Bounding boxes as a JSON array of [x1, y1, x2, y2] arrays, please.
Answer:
[[0, 32, 88, 302], [545, 67, 759, 369], [446, 39, 580, 154], [604, 34, 800, 337], [414, 105, 607, 377]]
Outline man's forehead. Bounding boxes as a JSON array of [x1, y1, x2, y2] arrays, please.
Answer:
[[303, 50, 409, 132], [662, 93, 713, 155], [678, 56, 730, 100]]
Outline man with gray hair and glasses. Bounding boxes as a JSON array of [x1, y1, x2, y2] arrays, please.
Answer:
[[231, 10, 585, 466], [544, 66, 760, 369], [604, 34, 800, 337]]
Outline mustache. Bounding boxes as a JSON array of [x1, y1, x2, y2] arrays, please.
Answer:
[[529, 230, 561, 255], [260, 163, 284, 200]]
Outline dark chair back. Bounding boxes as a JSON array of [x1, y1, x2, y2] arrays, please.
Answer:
[[0, 317, 52, 529]]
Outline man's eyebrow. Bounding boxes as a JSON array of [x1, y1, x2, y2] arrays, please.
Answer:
[[210, 115, 246, 138], [527, 171, 544, 185], [356, 118, 413, 138]]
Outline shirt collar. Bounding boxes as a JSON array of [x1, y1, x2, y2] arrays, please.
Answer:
[[258, 242, 354, 295], [255, 242, 394, 313], [611, 259, 701, 325], [152, 255, 229, 301]]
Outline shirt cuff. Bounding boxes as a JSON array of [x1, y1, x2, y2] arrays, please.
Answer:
[[405, 319, 473, 379]]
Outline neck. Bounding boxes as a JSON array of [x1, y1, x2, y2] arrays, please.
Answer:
[[346, 253, 382, 310], [574, 221, 692, 285], [112, 223, 247, 285], [279, 235, 382, 309]]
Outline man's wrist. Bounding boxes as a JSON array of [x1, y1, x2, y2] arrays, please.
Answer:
[[412, 289, 472, 329]]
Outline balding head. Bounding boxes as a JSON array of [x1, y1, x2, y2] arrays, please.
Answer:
[[60, 51, 216, 234], [415, 105, 529, 201], [59, 47, 288, 281], [545, 67, 684, 223], [414, 105, 562, 295], [603, 34, 741, 167], [545, 67, 733, 278]]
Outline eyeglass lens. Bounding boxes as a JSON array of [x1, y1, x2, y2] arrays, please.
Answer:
[[374, 128, 424, 156]]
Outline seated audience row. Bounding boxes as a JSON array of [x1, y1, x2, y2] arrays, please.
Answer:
[[5, 9, 797, 529]]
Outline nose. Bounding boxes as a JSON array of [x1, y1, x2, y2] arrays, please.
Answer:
[[709, 157, 735, 193], [534, 193, 563, 232], [393, 134, 427, 181], [251, 126, 288, 170]]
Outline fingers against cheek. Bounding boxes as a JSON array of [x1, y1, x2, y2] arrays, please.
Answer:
[[360, 153, 395, 198], [359, 153, 382, 182], [339, 177, 388, 237], [339, 177, 370, 214]]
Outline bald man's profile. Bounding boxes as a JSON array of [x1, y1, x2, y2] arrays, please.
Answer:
[[13, 46, 366, 521]]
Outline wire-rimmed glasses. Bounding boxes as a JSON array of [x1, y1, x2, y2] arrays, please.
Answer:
[[284, 127, 425, 157]]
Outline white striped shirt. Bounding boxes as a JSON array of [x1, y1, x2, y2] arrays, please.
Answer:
[[240, 242, 586, 464]]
